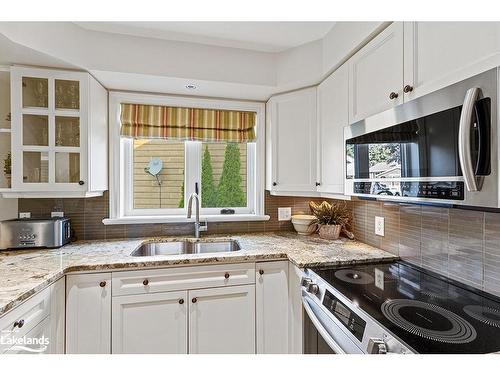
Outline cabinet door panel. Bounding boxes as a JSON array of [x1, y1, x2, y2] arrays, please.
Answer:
[[256, 261, 289, 353], [268, 87, 317, 192], [349, 22, 404, 123], [66, 273, 111, 354], [49, 277, 65, 354], [404, 22, 500, 100], [3, 316, 51, 354], [112, 291, 188, 354], [318, 64, 349, 195], [189, 285, 255, 354]]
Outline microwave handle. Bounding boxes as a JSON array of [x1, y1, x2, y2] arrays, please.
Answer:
[[458, 87, 480, 192]]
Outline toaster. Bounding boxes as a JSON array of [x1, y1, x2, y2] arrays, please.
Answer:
[[0, 218, 71, 250]]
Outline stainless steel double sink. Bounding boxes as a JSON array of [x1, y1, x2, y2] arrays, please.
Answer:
[[131, 239, 241, 257]]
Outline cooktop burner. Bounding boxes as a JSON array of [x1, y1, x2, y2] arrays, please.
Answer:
[[381, 299, 477, 344], [312, 261, 500, 353], [334, 269, 374, 284], [463, 305, 500, 328]]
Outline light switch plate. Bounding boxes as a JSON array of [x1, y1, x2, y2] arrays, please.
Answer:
[[278, 207, 292, 221], [375, 216, 385, 236], [19, 212, 31, 219], [51, 211, 64, 218]]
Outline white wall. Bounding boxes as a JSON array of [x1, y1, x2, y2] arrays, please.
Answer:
[[275, 39, 323, 91], [0, 22, 276, 87], [0, 22, 394, 101]]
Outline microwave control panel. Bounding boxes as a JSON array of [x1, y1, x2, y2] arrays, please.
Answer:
[[353, 181, 464, 200], [400, 181, 464, 200]]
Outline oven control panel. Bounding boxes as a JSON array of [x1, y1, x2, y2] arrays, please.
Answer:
[[322, 289, 366, 342]]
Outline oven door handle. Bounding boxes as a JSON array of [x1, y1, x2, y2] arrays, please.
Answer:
[[458, 87, 481, 192], [302, 295, 347, 354]]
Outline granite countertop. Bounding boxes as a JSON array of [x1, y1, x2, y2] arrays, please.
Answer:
[[0, 231, 397, 317]]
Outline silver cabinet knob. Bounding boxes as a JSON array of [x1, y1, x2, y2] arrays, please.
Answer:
[[367, 338, 388, 354], [307, 283, 320, 295], [301, 277, 312, 287]]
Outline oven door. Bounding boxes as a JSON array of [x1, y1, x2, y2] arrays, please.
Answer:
[[302, 293, 363, 354], [344, 68, 498, 208]]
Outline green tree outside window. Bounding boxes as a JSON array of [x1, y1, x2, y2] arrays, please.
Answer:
[[216, 143, 246, 207], [201, 145, 218, 207]]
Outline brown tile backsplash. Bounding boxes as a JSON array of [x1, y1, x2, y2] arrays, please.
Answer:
[[17, 192, 500, 296], [17, 191, 336, 241], [349, 199, 500, 297]]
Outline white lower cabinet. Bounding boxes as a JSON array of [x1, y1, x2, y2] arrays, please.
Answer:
[[49, 277, 65, 354], [112, 291, 188, 354], [66, 273, 111, 354], [256, 261, 289, 353], [189, 284, 255, 354], [0, 277, 65, 355], [64, 261, 290, 354]]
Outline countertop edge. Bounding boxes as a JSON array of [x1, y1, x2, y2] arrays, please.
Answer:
[[0, 252, 398, 318]]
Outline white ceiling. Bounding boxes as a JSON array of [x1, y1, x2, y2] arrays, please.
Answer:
[[74, 22, 335, 52]]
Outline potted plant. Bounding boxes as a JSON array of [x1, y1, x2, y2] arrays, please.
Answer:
[[3, 152, 11, 188], [309, 201, 351, 240]]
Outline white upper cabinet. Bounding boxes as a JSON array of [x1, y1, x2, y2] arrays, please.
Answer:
[[267, 87, 318, 193], [112, 291, 188, 354], [188, 284, 255, 354], [7, 66, 108, 198], [349, 22, 404, 123], [404, 22, 500, 100], [317, 64, 349, 196]]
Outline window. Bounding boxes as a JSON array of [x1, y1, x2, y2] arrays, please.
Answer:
[[107, 92, 266, 224]]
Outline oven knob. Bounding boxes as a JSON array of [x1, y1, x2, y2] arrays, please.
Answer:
[[301, 277, 312, 288], [307, 283, 320, 295], [367, 338, 387, 354]]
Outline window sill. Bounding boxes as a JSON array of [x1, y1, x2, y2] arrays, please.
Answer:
[[102, 214, 270, 225]]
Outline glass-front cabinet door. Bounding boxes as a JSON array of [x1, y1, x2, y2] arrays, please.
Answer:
[[10, 67, 88, 192]]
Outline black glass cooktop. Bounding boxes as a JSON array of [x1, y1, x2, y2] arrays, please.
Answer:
[[312, 261, 500, 353]]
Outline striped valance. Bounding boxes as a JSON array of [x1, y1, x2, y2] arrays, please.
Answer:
[[120, 103, 256, 142]]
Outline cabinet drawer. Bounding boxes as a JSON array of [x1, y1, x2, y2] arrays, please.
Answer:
[[112, 263, 256, 296], [0, 287, 51, 353]]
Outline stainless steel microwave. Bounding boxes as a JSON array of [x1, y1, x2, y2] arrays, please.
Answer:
[[344, 68, 499, 208]]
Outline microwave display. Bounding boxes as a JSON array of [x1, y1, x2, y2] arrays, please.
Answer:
[[346, 98, 491, 183]]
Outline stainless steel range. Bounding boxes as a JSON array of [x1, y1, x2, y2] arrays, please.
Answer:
[[301, 261, 500, 354]]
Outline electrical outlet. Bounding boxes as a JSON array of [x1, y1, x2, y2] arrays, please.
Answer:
[[375, 268, 384, 290], [375, 216, 385, 236], [278, 207, 292, 221], [19, 212, 31, 219], [51, 211, 64, 218]]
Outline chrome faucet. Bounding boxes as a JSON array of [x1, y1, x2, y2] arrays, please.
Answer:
[[187, 192, 208, 238]]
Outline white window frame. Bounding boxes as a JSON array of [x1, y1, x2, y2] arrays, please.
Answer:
[[104, 91, 267, 225]]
